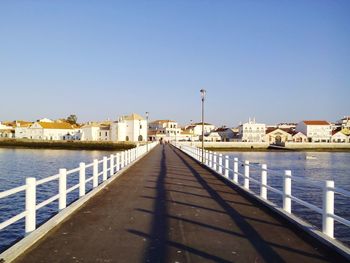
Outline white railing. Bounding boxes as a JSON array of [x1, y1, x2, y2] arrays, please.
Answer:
[[177, 144, 350, 242], [0, 142, 157, 235]]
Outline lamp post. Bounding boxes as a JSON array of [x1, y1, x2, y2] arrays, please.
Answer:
[[146, 112, 149, 152], [200, 89, 206, 163]]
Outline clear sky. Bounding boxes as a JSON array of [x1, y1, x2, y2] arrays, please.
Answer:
[[0, 1, 349, 127]]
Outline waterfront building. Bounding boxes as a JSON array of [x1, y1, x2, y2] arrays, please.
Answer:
[[14, 121, 34, 139], [0, 121, 14, 138], [19, 121, 81, 140], [185, 122, 216, 137], [277, 123, 297, 130], [179, 128, 198, 141], [214, 127, 238, 142], [295, 120, 332, 142], [336, 116, 350, 129], [265, 128, 293, 144], [203, 131, 222, 142], [115, 113, 147, 142], [238, 118, 266, 142], [149, 120, 181, 141], [331, 128, 349, 143], [81, 123, 102, 141], [292, 131, 308, 142], [82, 114, 147, 142]]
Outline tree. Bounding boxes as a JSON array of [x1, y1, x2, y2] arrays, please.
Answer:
[[66, 114, 78, 124]]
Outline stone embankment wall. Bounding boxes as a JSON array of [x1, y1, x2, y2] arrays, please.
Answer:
[[178, 142, 269, 149], [178, 141, 350, 150], [285, 142, 350, 149]]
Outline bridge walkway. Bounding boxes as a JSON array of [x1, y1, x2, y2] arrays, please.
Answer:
[[14, 144, 343, 263]]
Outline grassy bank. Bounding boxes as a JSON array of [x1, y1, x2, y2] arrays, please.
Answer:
[[0, 139, 136, 151]]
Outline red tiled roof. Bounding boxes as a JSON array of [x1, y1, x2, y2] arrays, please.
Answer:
[[303, 120, 330, 125]]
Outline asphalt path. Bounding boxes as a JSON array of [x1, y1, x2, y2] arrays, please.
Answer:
[[14, 144, 346, 263]]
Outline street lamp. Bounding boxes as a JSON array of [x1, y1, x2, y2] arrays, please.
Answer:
[[200, 89, 206, 163], [146, 112, 149, 151]]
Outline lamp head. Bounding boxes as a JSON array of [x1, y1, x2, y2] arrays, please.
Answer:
[[200, 89, 206, 100]]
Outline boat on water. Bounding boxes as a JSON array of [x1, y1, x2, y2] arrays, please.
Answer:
[[306, 155, 317, 160]]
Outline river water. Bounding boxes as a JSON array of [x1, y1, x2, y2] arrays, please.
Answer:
[[223, 151, 350, 246], [0, 148, 117, 252], [0, 148, 349, 252]]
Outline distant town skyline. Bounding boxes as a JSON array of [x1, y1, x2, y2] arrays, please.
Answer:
[[1, 1, 349, 126]]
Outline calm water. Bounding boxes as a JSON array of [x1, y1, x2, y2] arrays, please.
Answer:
[[0, 149, 350, 252], [0, 148, 118, 252], [223, 151, 350, 245]]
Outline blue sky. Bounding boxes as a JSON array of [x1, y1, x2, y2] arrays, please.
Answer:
[[0, 1, 349, 126]]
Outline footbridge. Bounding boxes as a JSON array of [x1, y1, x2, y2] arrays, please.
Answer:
[[0, 143, 349, 262]]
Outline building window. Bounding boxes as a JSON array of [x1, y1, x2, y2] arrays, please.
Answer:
[[126, 136, 129, 141], [105, 132, 108, 136], [140, 125, 142, 129]]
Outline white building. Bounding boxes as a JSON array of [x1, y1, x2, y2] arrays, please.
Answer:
[[116, 113, 147, 142], [0, 121, 15, 138], [14, 121, 34, 139], [331, 129, 348, 143], [81, 124, 102, 141], [214, 127, 238, 142], [19, 122, 81, 140], [295, 120, 332, 142], [203, 131, 222, 142], [265, 128, 293, 144], [336, 116, 350, 129], [81, 113, 147, 142], [292, 132, 308, 143], [149, 120, 181, 141], [185, 122, 216, 137], [238, 118, 266, 142]]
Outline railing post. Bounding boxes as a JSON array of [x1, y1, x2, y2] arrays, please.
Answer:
[[79, 162, 86, 197], [244, 161, 249, 189], [260, 164, 267, 200], [218, 154, 223, 174], [103, 156, 107, 181], [213, 153, 217, 171], [209, 152, 213, 167], [59, 168, 67, 210], [116, 153, 120, 172], [224, 155, 229, 178], [93, 159, 98, 187], [205, 150, 209, 166], [124, 150, 128, 165], [121, 152, 124, 168], [25, 177, 36, 233], [322, 180, 334, 238], [283, 170, 292, 213], [110, 154, 114, 176], [233, 158, 238, 183]]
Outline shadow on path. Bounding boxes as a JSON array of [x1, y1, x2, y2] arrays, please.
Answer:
[[170, 146, 329, 262]]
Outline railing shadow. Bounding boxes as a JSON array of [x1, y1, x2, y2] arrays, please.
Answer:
[[170, 146, 331, 262]]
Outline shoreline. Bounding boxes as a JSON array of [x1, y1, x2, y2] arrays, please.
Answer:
[[0, 139, 136, 151], [205, 147, 350, 152]]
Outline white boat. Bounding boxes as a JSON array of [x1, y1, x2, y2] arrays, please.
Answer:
[[306, 155, 317, 160]]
